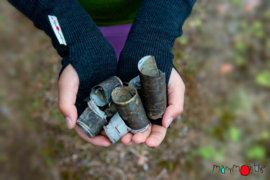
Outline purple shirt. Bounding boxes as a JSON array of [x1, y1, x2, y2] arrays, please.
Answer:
[[99, 24, 132, 62]]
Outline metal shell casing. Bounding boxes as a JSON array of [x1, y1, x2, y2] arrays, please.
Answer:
[[111, 86, 150, 133], [104, 112, 131, 144], [76, 103, 107, 138], [91, 76, 123, 107], [138, 56, 167, 120], [76, 76, 122, 138], [100, 102, 118, 121]]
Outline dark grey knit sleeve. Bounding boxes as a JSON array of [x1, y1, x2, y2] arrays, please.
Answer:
[[8, 0, 118, 116], [117, 0, 196, 126]]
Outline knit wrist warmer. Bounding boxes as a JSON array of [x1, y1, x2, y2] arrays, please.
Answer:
[[118, 0, 196, 84], [117, 0, 196, 125]]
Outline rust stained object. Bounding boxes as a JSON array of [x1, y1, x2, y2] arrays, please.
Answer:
[[129, 76, 141, 89], [76, 100, 107, 138], [76, 76, 122, 138], [122, 82, 139, 90], [112, 86, 150, 133], [91, 76, 123, 107], [104, 112, 131, 144], [138, 55, 167, 120], [100, 102, 118, 121]]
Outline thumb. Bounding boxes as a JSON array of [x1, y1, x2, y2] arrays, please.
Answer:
[[58, 64, 79, 129], [162, 68, 185, 128]]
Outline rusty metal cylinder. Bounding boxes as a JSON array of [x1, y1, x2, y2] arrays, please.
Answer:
[[138, 55, 167, 120], [104, 112, 131, 144], [111, 86, 150, 133], [100, 102, 118, 121], [76, 101, 107, 138], [91, 76, 123, 107]]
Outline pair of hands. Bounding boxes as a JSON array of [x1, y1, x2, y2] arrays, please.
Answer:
[[58, 64, 185, 147]]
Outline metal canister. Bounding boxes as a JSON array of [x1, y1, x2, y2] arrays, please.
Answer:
[[77, 76, 122, 138], [100, 102, 118, 121], [76, 100, 107, 138], [111, 86, 150, 133], [104, 112, 131, 144], [138, 55, 167, 120], [90, 76, 123, 107]]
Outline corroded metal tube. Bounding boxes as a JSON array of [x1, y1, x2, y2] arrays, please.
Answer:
[[111, 86, 150, 133], [77, 76, 122, 138], [100, 102, 118, 121], [138, 56, 167, 120], [91, 76, 123, 107], [76, 100, 107, 138], [104, 112, 131, 144]]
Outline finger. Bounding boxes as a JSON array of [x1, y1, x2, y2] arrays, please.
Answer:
[[99, 130, 108, 137], [145, 124, 167, 148], [132, 125, 152, 144], [162, 68, 185, 128], [58, 64, 79, 129], [121, 133, 133, 145], [75, 126, 111, 147]]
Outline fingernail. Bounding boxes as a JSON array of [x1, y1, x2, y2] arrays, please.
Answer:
[[65, 117, 72, 129], [166, 117, 174, 128], [103, 142, 111, 147]]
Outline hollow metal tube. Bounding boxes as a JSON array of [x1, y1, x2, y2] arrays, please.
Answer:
[[111, 86, 150, 133]]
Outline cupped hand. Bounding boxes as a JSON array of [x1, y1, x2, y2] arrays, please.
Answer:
[[58, 64, 111, 147], [121, 68, 185, 147]]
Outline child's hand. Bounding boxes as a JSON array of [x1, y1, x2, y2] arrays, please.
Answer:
[[121, 68, 185, 147], [58, 64, 111, 147]]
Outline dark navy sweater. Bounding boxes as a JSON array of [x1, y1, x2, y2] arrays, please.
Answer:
[[8, 0, 196, 126]]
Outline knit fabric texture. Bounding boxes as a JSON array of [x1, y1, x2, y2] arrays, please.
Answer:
[[8, 0, 118, 116], [117, 0, 196, 125]]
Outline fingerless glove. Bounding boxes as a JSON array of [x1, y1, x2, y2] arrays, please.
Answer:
[[117, 0, 196, 125], [117, 0, 196, 85]]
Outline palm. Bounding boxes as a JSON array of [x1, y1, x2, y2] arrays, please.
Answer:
[[59, 66, 184, 147]]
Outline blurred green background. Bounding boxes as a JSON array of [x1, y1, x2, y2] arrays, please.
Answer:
[[0, 0, 269, 179]]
